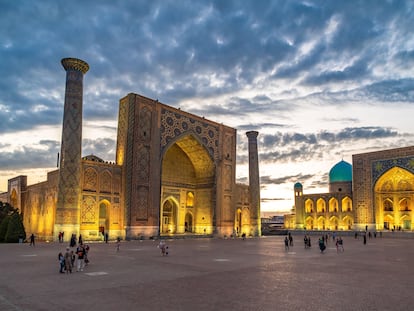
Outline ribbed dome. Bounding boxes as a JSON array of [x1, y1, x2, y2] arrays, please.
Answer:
[[329, 160, 352, 183]]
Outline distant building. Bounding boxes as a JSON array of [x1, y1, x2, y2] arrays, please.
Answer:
[[0, 58, 261, 241], [290, 147, 414, 232]]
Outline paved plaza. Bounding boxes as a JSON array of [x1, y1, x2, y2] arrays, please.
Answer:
[[0, 234, 413, 311]]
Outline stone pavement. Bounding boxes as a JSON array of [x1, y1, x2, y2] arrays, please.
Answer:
[[0, 234, 413, 311]]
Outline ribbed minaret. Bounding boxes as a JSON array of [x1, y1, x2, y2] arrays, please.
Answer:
[[246, 131, 261, 236], [54, 58, 89, 241]]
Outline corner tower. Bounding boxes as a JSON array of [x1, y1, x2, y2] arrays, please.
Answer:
[[294, 182, 304, 229], [54, 58, 89, 239]]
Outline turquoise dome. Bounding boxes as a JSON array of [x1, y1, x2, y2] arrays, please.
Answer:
[[329, 160, 352, 183], [294, 182, 303, 188]]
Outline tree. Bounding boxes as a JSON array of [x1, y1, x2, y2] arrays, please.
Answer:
[[5, 213, 26, 243], [0, 216, 10, 242], [0, 201, 18, 223], [0, 201, 26, 243]]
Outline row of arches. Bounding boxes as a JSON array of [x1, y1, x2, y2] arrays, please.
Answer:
[[305, 216, 353, 231], [160, 196, 251, 235], [305, 197, 352, 213]]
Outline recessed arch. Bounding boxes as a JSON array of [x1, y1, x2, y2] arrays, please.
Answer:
[[317, 216, 326, 230], [329, 216, 339, 230], [305, 216, 314, 230], [185, 211, 193, 233], [161, 133, 215, 236], [341, 196, 352, 212], [374, 167, 414, 230], [161, 197, 179, 234], [98, 199, 110, 236], [305, 199, 314, 213], [317, 198, 326, 213], [329, 198, 338, 212]]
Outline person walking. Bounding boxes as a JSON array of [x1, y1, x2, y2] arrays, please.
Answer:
[[116, 237, 121, 252], [64, 247, 72, 274], [336, 237, 344, 253], [318, 237, 326, 253], [76, 244, 85, 272], [84, 244, 90, 265], [58, 252, 65, 273], [29, 233, 35, 246], [288, 233, 293, 247], [284, 236, 289, 251]]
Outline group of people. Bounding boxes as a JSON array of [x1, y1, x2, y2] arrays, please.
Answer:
[[58, 231, 65, 243], [284, 233, 294, 251], [284, 233, 346, 254], [58, 236, 90, 274], [304, 235, 311, 248]]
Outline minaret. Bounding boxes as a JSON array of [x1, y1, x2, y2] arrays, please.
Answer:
[[246, 131, 261, 236], [54, 58, 89, 241]]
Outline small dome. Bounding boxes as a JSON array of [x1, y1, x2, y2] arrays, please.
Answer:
[[329, 160, 352, 183], [294, 182, 303, 188]]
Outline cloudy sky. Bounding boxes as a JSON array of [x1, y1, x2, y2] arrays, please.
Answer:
[[1, 0, 414, 213]]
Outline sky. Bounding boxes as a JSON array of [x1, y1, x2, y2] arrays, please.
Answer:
[[1, 0, 414, 213]]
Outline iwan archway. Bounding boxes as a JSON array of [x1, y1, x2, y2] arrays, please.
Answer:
[[374, 166, 414, 231], [160, 134, 215, 236]]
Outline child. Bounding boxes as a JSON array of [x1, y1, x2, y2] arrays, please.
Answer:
[[158, 240, 169, 256]]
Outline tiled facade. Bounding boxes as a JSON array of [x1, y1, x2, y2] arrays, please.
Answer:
[[291, 146, 414, 232], [0, 58, 261, 241]]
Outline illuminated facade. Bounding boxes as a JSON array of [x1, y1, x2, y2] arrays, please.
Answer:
[[0, 58, 261, 241], [292, 146, 414, 232]]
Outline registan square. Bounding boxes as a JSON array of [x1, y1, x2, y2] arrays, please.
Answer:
[[1, 58, 414, 311]]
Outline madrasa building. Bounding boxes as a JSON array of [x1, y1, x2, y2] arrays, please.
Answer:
[[290, 146, 414, 232], [0, 57, 261, 241]]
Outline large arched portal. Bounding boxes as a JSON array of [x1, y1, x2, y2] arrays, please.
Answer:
[[161, 134, 215, 236], [374, 167, 414, 231]]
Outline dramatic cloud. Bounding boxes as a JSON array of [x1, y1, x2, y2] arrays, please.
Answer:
[[1, 0, 414, 212]]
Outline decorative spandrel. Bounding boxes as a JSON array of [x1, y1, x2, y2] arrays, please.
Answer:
[[372, 156, 414, 183], [160, 108, 219, 160]]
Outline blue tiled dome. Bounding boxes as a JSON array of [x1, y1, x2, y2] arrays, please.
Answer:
[[329, 160, 352, 183], [294, 182, 303, 188]]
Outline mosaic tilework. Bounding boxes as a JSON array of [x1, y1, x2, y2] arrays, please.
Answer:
[[160, 108, 219, 160], [372, 156, 414, 183]]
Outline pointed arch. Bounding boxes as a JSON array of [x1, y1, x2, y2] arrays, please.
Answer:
[[98, 199, 111, 236], [161, 133, 215, 236], [329, 216, 339, 230], [305, 199, 314, 213], [374, 166, 414, 230], [329, 198, 338, 212], [342, 215, 353, 230], [160, 196, 179, 234], [317, 198, 326, 213], [317, 216, 326, 230], [341, 196, 352, 212], [305, 216, 314, 230]]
